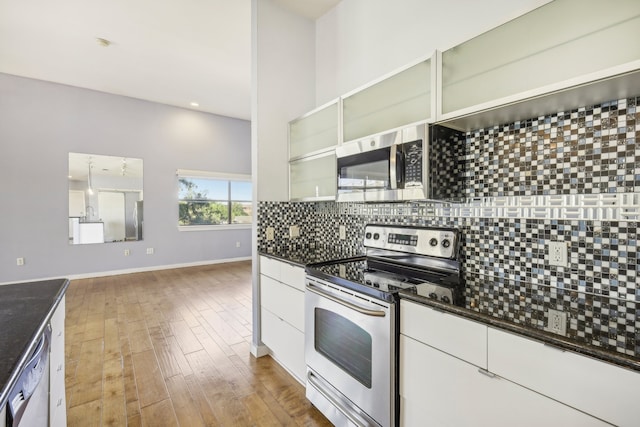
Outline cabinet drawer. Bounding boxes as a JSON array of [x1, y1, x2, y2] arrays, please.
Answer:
[[50, 398, 67, 427], [260, 256, 281, 280], [261, 308, 306, 383], [261, 275, 304, 332], [279, 262, 305, 292], [400, 300, 487, 368], [400, 334, 606, 427], [488, 327, 640, 427]]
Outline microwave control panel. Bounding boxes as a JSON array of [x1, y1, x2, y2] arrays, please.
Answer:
[[403, 140, 423, 187]]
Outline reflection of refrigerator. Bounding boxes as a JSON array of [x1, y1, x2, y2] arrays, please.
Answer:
[[135, 200, 143, 240]]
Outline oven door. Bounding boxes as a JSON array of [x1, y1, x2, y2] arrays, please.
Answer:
[[305, 277, 394, 427]]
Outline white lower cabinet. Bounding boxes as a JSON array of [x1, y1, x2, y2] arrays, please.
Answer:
[[489, 327, 640, 427], [259, 256, 306, 383], [260, 308, 306, 381], [400, 300, 487, 368], [49, 296, 67, 427], [400, 300, 608, 427]]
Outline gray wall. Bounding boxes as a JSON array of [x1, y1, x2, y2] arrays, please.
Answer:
[[0, 73, 251, 283]]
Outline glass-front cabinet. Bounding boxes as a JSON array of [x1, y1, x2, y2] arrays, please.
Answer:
[[288, 100, 339, 201], [289, 100, 339, 160], [342, 56, 435, 143], [289, 152, 336, 201], [440, 0, 640, 121]]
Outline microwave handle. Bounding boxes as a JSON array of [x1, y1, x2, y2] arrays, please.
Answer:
[[389, 144, 404, 190]]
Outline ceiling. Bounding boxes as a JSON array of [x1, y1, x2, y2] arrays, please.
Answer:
[[0, 0, 340, 121]]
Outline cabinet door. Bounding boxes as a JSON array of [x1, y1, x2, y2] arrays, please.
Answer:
[[261, 275, 305, 332], [289, 152, 336, 201], [400, 334, 607, 427], [261, 308, 306, 383], [400, 300, 487, 368], [289, 100, 339, 159], [488, 327, 640, 427], [50, 297, 67, 427], [441, 0, 640, 118], [342, 56, 434, 143]]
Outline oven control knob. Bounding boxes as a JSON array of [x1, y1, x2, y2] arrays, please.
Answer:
[[428, 292, 438, 299], [442, 239, 451, 248], [373, 233, 380, 240], [365, 232, 372, 239], [441, 295, 451, 304], [429, 238, 438, 247]]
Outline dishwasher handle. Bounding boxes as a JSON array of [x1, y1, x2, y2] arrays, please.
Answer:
[[8, 325, 51, 423]]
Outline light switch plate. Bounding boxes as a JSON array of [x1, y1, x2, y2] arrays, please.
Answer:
[[266, 227, 275, 241], [339, 225, 346, 240]]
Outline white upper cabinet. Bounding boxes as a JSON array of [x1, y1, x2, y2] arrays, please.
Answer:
[[342, 55, 436, 143], [289, 100, 339, 160], [288, 100, 339, 201], [440, 0, 640, 130], [289, 152, 336, 201]]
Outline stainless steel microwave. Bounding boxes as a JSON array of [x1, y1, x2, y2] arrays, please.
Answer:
[[336, 124, 465, 202]]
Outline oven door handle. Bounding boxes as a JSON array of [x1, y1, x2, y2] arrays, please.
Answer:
[[306, 284, 386, 317]]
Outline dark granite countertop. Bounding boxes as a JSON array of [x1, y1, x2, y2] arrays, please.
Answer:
[[261, 249, 640, 373], [399, 290, 640, 373], [0, 278, 69, 409], [259, 247, 364, 267]]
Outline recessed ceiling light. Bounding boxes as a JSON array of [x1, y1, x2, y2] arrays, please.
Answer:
[[96, 38, 112, 47], [190, 102, 200, 108]]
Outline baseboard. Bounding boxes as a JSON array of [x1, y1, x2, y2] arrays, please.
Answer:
[[251, 343, 270, 358], [0, 256, 251, 285]]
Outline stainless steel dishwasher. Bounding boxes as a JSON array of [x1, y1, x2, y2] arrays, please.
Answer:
[[7, 326, 51, 426]]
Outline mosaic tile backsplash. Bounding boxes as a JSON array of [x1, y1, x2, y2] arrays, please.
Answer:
[[258, 95, 640, 359]]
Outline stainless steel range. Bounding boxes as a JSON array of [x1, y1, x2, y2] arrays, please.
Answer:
[[305, 224, 464, 427]]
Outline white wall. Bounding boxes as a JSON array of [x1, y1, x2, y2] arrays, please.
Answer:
[[315, 0, 552, 105], [0, 73, 251, 283], [250, 0, 316, 356], [253, 0, 317, 202]]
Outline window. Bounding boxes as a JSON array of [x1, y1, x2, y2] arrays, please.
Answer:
[[177, 170, 252, 229]]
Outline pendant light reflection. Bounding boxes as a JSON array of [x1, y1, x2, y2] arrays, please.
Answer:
[[87, 160, 94, 195]]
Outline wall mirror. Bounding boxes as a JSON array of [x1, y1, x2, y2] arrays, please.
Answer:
[[68, 152, 143, 244]]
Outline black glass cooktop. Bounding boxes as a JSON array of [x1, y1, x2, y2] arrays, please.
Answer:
[[306, 257, 459, 303]]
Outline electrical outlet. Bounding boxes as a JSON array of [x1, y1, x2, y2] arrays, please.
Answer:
[[236, 241, 241, 248], [339, 225, 346, 240], [124, 249, 130, 256], [289, 225, 300, 239], [146, 248, 154, 255], [548, 241, 568, 267], [546, 308, 567, 336], [16, 257, 24, 266], [265, 227, 275, 241]]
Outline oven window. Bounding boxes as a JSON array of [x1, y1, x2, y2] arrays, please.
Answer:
[[314, 308, 372, 388]]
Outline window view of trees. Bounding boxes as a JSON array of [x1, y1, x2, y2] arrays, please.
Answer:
[[178, 177, 252, 226]]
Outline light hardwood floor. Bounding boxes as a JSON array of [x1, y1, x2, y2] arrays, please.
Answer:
[[65, 261, 332, 426]]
